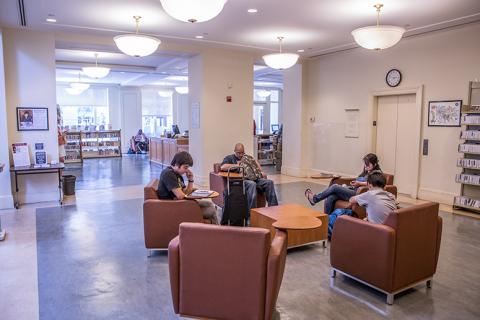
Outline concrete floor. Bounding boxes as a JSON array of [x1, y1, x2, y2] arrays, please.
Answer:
[[1, 156, 480, 319]]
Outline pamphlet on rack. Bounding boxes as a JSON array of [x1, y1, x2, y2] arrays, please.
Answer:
[[12, 143, 31, 167], [34, 142, 48, 167]]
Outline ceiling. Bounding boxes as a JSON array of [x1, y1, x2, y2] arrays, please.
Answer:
[[1, 0, 479, 87]]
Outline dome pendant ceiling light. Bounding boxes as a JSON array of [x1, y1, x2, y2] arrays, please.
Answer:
[[160, 0, 228, 23], [82, 53, 110, 79], [351, 4, 405, 50], [262, 37, 299, 70], [70, 72, 90, 91], [114, 16, 161, 57]]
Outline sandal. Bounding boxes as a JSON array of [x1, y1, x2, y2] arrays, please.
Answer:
[[304, 188, 316, 206]]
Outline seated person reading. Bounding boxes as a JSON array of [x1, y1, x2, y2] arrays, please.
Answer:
[[131, 129, 149, 153], [220, 143, 278, 211], [327, 171, 398, 239], [157, 151, 218, 224], [305, 153, 382, 214]]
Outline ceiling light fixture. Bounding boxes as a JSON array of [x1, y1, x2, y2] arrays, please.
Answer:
[[262, 37, 299, 70], [159, 0, 228, 23], [65, 87, 84, 95], [297, 49, 305, 53], [114, 16, 161, 57], [256, 90, 271, 98], [158, 90, 173, 97], [46, 15, 57, 23], [175, 87, 189, 94], [195, 35, 204, 39], [351, 4, 405, 50], [70, 72, 90, 91], [82, 53, 110, 79], [247, 9, 258, 13]]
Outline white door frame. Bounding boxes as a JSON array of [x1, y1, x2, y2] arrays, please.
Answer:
[[369, 85, 424, 198]]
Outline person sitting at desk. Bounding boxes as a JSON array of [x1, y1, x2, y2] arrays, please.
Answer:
[[220, 143, 278, 210], [131, 129, 149, 153], [157, 151, 218, 224]]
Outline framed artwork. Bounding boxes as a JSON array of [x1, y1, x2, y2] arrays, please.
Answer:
[[428, 100, 462, 127], [17, 107, 49, 131]]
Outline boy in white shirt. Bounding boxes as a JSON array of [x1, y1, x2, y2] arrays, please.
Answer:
[[349, 171, 398, 224]]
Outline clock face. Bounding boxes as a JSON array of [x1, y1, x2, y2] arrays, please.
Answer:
[[386, 69, 402, 87]]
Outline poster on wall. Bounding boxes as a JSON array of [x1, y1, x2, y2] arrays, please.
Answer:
[[428, 100, 461, 127], [191, 102, 200, 129], [344, 108, 360, 138], [16, 107, 49, 131], [12, 143, 31, 167]]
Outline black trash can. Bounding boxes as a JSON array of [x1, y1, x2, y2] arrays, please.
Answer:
[[63, 175, 77, 196]]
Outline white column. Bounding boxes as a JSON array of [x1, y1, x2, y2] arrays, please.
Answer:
[[188, 50, 254, 186], [0, 29, 13, 209], [3, 28, 59, 204]]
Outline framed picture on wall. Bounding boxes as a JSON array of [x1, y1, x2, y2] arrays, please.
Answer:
[[16, 107, 49, 131], [427, 100, 462, 127]]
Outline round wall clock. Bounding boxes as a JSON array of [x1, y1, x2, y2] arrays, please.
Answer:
[[386, 69, 402, 87]]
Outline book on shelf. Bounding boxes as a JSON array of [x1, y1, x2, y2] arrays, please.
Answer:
[[458, 144, 480, 153], [461, 114, 480, 124], [456, 173, 480, 185], [460, 130, 480, 139], [455, 196, 480, 209], [457, 158, 480, 169]]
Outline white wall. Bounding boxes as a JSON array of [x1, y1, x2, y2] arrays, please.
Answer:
[[3, 28, 59, 204], [174, 92, 189, 133], [303, 22, 480, 204], [189, 49, 254, 185], [0, 29, 13, 209]]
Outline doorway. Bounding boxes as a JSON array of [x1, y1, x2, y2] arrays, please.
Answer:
[[373, 89, 422, 198]]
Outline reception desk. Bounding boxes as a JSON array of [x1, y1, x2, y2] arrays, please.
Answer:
[[150, 137, 189, 167]]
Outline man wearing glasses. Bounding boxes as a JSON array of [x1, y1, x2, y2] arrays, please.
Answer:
[[220, 143, 278, 210]]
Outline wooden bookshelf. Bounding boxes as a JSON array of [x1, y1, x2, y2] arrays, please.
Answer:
[[65, 132, 82, 164], [80, 130, 122, 159], [455, 81, 480, 214]]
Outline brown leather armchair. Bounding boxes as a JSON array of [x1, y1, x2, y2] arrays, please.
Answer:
[[328, 173, 397, 219], [210, 163, 266, 208], [143, 179, 204, 252], [330, 202, 443, 304], [169, 222, 287, 320]]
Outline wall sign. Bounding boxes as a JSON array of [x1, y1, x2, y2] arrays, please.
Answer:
[[16, 107, 49, 131]]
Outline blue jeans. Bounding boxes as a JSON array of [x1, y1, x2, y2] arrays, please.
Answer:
[[328, 208, 353, 239], [245, 178, 278, 211], [313, 184, 356, 214]]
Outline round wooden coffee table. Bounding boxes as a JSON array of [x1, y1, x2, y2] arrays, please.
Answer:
[[273, 216, 322, 231]]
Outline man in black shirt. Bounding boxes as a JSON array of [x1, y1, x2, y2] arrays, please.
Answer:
[[221, 143, 278, 210], [157, 151, 218, 224]]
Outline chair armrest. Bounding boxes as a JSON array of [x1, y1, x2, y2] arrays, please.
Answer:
[[330, 177, 355, 186], [168, 236, 180, 313], [331, 216, 396, 292], [209, 172, 227, 207], [385, 185, 397, 197], [265, 230, 287, 320]]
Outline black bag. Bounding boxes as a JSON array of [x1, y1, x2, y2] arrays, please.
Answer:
[[221, 167, 248, 226]]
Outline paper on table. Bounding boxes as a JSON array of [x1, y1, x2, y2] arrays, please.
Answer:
[[189, 189, 214, 197]]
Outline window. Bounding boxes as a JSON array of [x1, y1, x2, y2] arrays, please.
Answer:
[[61, 106, 109, 128], [253, 88, 282, 134], [141, 89, 173, 137]]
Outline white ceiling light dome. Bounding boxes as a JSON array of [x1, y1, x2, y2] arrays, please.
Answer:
[[351, 4, 405, 50], [263, 37, 299, 70], [65, 87, 84, 95], [82, 53, 110, 79], [114, 16, 161, 57], [70, 72, 90, 92], [256, 90, 271, 98], [175, 87, 189, 94], [160, 0, 228, 23], [158, 90, 173, 97]]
